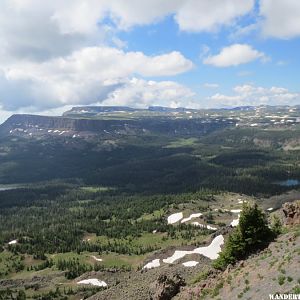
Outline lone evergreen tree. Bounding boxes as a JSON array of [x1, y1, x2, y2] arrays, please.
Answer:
[[214, 203, 273, 270]]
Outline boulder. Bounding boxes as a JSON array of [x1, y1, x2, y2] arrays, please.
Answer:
[[282, 201, 300, 225], [149, 274, 185, 300]]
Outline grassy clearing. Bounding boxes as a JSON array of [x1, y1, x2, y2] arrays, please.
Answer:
[[138, 209, 165, 221], [91, 231, 207, 252], [165, 138, 199, 148]]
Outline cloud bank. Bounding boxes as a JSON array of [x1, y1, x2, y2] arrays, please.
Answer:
[[208, 85, 300, 107]]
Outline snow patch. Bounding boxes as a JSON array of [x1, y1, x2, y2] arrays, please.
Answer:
[[91, 255, 103, 262], [192, 222, 217, 231], [230, 214, 240, 227], [181, 213, 203, 223], [267, 207, 273, 211], [230, 209, 242, 213], [163, 235, 224, 264], [167, 212, 183, 224], [143, 259, 160, 269], [8, 240, 17, 245], [238, 199, 247, 204], [183, 261, 199, 267], [77, 279, 107, 287]]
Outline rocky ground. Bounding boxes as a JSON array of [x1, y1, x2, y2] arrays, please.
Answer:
[[175, 201, 300, 300], [88, 201, 300, 300], [87, 256, 210, 300]]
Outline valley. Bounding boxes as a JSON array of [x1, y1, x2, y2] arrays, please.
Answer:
[[0, 105, 300, 299]]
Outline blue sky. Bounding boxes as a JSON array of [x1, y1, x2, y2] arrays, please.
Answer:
[[0, 0, 300, 121], [119, 11, 300, 93]]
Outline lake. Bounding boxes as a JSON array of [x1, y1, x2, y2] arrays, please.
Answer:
[[0, 184, 24, 191], [276, 179, 300, 187]]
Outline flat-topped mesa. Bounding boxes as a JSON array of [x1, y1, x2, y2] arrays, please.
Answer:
[[63, 106, 140, 117], [63, 105, 201, 117], [0, 113, 234, 138]]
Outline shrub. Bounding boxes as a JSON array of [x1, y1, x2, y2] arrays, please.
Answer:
[[278, 275, 285, 285], [270, 215, 282, 236]]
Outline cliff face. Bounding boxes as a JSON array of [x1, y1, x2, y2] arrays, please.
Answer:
[[0, 114, 233, 138]]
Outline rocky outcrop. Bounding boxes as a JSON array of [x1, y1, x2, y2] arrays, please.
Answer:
[[149, 274, 185, 300], [282, 200, 300, 225]]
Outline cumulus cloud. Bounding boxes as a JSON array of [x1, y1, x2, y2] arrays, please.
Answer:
[[203, 44, 267, 67], [102, 78, 196, 108], [0, 0, 255, 63], [0, 0, 203, 115], [0, 46, 193, 111], [208, 84, 300, 107], [175, 0, 254, 32], [260, 0, 300, 39]]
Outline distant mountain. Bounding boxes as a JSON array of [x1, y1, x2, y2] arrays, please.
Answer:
[[61, 104, 300, 118], [63, 106, 140, 117], [63, 105, 199, 117], [0, 113, 234, 139]]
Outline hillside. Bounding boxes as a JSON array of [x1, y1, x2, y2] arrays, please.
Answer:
[[176, 225, 300, 300]]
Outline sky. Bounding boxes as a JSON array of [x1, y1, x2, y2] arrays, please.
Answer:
[[0, 0, 300, 122]]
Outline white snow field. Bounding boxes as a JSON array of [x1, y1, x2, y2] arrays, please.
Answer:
[[77, 279, 107, 287], [192, 222, 217, 231], [143, 259, 161, 269], [167, 212, 183, 224], [8, 240, 17, 245], [163, 235, 224, 264], [182, 261, 199, 267]]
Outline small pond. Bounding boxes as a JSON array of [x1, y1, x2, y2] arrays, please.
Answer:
[[276, 179, 300, 187]]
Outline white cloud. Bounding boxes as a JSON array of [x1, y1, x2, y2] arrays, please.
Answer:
[[102, 78, 196, 108], [0, 1, 202, 114], [0, 0, 256, 63], [0, 46, 193, 111], [208, 84, 300, 107], [203, 44, 267, 67], [260, 0, 300, 39], [175, 0, 254, 32]]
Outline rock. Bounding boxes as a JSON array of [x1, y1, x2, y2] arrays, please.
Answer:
[[282, 201, 300, 225], [224, 264, 233, 275], [149, 274, 185, 300], [237, 260, 245, 268]]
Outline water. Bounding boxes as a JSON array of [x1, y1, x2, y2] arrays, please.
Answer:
[[0, 184, 23, 191], [277, 179, 300, 187]]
